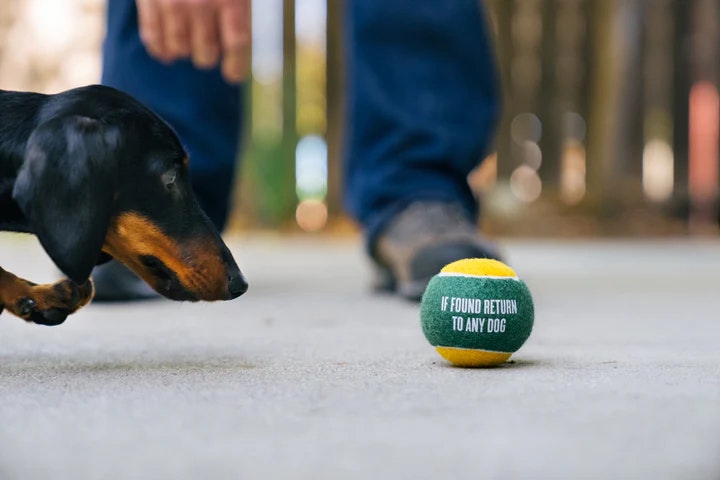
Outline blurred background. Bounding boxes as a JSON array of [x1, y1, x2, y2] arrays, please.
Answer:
[[1, 0, 717, 238]]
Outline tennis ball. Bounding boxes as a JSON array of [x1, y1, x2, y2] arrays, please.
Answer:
[[420, 258, 534, 367]]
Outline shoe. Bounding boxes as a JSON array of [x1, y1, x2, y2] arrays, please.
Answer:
[[372, 201, 502, 301], [91, 260, 159, 302]]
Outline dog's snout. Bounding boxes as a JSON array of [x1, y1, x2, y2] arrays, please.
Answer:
[[220, 244, 247, 299], [228, 270, 248, 299]]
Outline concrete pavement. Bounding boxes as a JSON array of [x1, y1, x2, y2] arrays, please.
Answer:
[[0, 233, 719, 479]]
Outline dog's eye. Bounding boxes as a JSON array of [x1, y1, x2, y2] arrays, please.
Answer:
[[162, 169, 177, 189]]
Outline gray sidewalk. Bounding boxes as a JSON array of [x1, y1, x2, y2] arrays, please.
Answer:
[[1, 234, 719, 479]]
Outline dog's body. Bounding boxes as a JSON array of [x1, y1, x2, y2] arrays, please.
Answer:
[[0, 85, 247, 325]]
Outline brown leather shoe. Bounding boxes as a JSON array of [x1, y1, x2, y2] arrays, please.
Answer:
[[372, 202, 502, 301]]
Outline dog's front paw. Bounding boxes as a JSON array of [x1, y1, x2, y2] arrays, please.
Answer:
[[15, 297, 68, 326], [2, 277, 94, 326]]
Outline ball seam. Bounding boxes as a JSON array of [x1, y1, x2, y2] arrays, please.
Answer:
[[434, 345, 513, 354], [436, 272, 520, 280]]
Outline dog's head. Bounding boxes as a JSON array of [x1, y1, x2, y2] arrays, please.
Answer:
[[12, 85, 247, 301]]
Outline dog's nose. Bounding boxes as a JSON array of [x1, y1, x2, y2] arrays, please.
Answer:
[[228, 271, 248, 299]]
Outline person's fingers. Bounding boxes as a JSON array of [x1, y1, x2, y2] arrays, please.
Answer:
[[219, 0, 251, 83], [137, 0, 170, 62], [160, 0, 191, 58], [139, 0, 250, 77], [221, 51, 246, 84], [189, 4, 220, 69]]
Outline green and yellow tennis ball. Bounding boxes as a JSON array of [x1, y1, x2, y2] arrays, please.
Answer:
[[420, 258, 534, 367]]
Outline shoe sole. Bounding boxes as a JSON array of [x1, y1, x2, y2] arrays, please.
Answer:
[[373, 265, 428, 302]]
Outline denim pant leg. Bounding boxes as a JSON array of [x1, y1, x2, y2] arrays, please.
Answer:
[[344, 0, 501, 249], [101, 0, 243, 231]]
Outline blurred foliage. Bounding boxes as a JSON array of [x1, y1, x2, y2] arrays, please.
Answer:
[[296, 44, 327, 136]]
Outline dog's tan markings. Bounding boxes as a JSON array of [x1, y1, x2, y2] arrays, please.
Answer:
[[0, 269, 31, 311], [102, 212, 228, 300], [0, 267, 94, 322]]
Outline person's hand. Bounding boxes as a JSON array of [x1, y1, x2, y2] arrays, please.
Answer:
[[136, 0, 250, 83]]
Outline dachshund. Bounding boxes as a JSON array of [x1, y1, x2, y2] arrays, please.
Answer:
[[0, 84, 247, 326]]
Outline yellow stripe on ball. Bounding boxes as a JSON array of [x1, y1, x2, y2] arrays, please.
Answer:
[[435, 346, 512, 367], [440, 258, 517, 277]]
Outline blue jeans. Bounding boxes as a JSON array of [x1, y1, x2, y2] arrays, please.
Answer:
[[102, 0, 242, 230], [102, 0, 500, 245]]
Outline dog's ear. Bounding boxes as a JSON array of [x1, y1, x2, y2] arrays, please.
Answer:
[[13, 116, 119, 284]]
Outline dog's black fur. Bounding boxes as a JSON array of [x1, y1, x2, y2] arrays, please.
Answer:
[[0, 85, 247, 325]]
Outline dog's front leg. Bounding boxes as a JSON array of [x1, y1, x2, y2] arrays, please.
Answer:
[[0, 268, 94, 326]]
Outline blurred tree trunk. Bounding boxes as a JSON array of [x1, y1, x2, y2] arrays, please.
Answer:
[[619, 2, 646, 182], [278, 0, 298, 225], [538, 0, 561, 191], [585, 0, 624, 215], [326, 0, 344, 218], [672, 0, 690, 211], [491, 0, 516, 180]]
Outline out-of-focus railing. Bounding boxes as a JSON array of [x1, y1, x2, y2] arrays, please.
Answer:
[[2, 1, 718, 237], [480, 0, 718, 237]]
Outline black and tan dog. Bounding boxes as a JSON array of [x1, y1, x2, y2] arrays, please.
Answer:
[[0, 84, 247, 326]]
